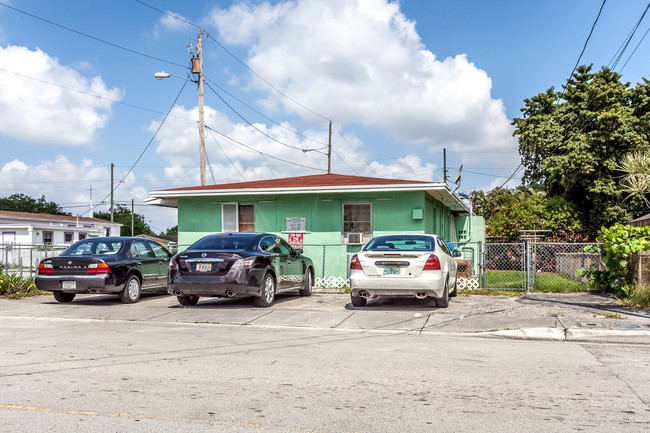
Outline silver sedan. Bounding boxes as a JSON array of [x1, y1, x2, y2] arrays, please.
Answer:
[[349, 234, 458, 307]]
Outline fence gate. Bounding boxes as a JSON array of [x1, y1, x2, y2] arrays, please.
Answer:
[[483, 243, 526, 290], [525, 242, 601, 292]]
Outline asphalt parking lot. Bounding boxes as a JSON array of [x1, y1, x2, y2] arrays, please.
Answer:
[[1, 291, 649, 343]]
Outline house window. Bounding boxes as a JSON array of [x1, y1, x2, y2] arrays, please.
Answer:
[[2, 231, 16, 245], [342, 203, 372, 243], [43, 231, 53, 244], [239, 204, 255, 233], [79, 233, 87, 240], [64, 232, 74, 243], [222, 203, 255, 233]]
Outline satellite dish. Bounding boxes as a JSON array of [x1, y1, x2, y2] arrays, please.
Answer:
[[453, 165, 463, 184]]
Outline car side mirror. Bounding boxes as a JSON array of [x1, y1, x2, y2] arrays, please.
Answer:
[[452, 250, 462, 258], [294, 248, 303, 255]]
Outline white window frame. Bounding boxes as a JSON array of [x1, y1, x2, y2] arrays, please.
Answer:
[[342, 202, 372, 243], [221, 202, 239, 233]]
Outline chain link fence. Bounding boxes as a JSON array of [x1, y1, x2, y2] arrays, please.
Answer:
[[1, 244, 67, 278], [526, 242, 602, 292], [483, 243, 526, 290], [2, 241, 605, 293], [482, 242, 603, 292]]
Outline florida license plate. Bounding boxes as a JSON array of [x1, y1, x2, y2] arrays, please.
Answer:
[[383, 266, 400, 275], [196, 263, 212, 272], [61, 281, 76, 290]]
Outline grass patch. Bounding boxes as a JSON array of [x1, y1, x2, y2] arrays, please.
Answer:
[[594, 312, 626, 320], [623, 283, 650, 309], [485, 270, 589, 293]]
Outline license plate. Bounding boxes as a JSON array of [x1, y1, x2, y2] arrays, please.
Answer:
[[383, 266, 400, 275], [61, 281, 76, 290], [196, 263, 212, 272]]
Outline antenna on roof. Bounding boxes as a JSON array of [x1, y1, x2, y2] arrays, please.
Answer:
[[452, 165, 463, 191]]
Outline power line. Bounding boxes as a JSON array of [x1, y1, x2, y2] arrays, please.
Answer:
[[620, 25, 650, 72], [203, 80, 326, 154], [80, 79, 190, 217], [611, 2, 650, 71], [203, 76, 329, 146], [206, 127, 247, 181], [134, 0, 201, 30], [567, 0, 607, 84], [0, 2, 186, 68], [504, 1, 607, 191], [205, 125, 325, 173], [330, 122, 378, 176]]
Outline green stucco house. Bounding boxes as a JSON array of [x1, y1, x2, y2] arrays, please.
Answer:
[[147, 174, 484, 287]]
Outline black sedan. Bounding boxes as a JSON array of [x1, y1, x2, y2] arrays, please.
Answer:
[[168, 233, 314, 307], [35, 237, 171, 303]]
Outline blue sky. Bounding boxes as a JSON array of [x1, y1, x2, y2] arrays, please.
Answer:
[[0, 0, 648, 232]]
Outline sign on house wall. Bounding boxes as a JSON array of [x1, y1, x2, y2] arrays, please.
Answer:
[[288, 232, 304, 250], [285, 217, 306, 232]]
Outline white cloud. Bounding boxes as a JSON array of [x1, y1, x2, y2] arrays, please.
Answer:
[[151, 104, 336, 186], [0, 156, 176, 233], [152, 10, 193, 37], [208, 0, 517, 156], [0, 46, 121, 146]]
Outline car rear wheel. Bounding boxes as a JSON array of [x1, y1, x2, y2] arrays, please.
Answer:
[[177, 295, 199, 306], [433, 279, 450, 308], [254, 273, 276, 307], [350, 294, 367, 307], [53, 291, 75, 303], [299, 268, 313, 296], [120, 275, 141, 304]]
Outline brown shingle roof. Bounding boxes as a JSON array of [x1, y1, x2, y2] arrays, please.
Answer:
[[0, 210, 119, 225], [160, 173, 431, 192]]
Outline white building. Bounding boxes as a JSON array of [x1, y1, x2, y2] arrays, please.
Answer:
[[0, 211, 121, 246]]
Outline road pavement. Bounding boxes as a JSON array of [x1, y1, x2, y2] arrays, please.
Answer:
[[0, 291, 648, 344]]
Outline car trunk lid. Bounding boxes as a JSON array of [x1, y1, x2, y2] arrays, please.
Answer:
[[176, 251, 242, 276], [358, 251, 431, 277]]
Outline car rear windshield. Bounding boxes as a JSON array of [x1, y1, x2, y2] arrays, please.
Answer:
[[61, 240, 124, 256], [364, 235, 435, 252], [189, 235, 256, 251]]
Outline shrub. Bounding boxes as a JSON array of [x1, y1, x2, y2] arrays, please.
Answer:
[[0, 266, 41, 298], [585, 223, 650, 299]]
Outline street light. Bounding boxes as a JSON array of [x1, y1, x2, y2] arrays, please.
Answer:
[[154, 29, 206, 185]]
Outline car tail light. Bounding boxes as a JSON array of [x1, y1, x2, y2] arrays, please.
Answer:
[[38, 263, 53, 274], [350, 254, 363, 270], [232, 257, 255, 270], [169, 259, 178, 270], [423, 254, 441, 271], [87, 263, 110, 274]]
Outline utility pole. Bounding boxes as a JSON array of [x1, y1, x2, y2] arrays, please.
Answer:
[[443, 148, 448, 184], [110, 163, 114, 222], [327, 120, 332, 174], [131, 199, 134, 237], [88, 184, 94, 218], [193, 29, 207, 186]]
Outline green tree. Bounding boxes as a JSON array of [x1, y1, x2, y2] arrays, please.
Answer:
[[513, 66, 650, 235], [94, 205, 152, 236], [617, 151, 650, 208], [0, 193, 69, 215], [471, 186, 583, 241], [162, 225, 178, 236]]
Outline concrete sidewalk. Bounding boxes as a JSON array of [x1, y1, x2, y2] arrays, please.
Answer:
[[0, 291, 649, 343]]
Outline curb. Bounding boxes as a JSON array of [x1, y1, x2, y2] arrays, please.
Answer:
[[485, 327, 650, 343]]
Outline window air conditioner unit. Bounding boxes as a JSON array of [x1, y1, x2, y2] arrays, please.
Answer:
[[346, 232, 363, 245]]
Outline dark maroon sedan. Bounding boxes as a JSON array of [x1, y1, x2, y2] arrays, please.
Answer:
[[35, 237, 171, 303], [168, 233, 314, 307]]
